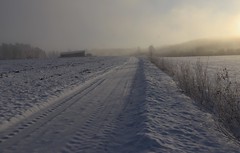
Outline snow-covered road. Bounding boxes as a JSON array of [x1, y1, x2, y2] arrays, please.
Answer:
[[0, 57, 137, 153], [0, 57, 239, 153]]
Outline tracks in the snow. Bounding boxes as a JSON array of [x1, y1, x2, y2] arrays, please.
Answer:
[[0, 57, 138, 153], [0, 77, 105, 150]]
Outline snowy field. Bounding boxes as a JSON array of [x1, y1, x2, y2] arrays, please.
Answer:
[[0, 57, 127, 128], [106, 58, 240, 153], [0, 57, 239, 152], [141, 59, 240, 152], [159, 55, 240, 80]]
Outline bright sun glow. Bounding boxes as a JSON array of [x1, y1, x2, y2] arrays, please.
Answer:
[[232, 15, 240, 36], [236, 21, 240, 35]]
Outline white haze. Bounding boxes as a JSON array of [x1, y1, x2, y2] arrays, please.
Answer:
[[0, 0, 240, 51]]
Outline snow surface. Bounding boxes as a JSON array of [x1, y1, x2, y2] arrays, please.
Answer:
[[0, 57, 239, 153], [159, 55, 240, 81], [106, 58, 240, 153], [0, 57, 127, 129]]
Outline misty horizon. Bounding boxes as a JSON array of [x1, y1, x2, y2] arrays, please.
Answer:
[[1, 0, 240, 51]]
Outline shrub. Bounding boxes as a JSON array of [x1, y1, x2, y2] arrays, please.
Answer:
[[150, 57, 240, 140]]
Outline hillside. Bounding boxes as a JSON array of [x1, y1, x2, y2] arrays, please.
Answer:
[[156, 38, 240, 57]]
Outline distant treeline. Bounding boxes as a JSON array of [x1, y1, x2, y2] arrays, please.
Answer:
[[158, 48, 240, 57], [154, 38, 240, 57], [0, 43, 46, 60]]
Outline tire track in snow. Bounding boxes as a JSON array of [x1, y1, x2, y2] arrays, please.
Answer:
[[0, 77, 106, 150], [0, 57, 138, 153], [62, 75, 132, 153]]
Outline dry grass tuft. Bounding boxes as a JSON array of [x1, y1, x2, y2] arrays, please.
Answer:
[[151, 57, 240, 140]]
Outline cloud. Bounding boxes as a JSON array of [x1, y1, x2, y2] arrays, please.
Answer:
[[1, 0, 240, 50]]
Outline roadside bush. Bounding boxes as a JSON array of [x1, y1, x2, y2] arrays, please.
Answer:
[[150, 57, 240, 140]]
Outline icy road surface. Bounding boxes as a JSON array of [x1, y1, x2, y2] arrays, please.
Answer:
[[0, 57, 239, 153]]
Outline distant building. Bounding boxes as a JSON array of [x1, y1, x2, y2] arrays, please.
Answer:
[[60, 50, 85, 58], [86, 53, 93, 57]]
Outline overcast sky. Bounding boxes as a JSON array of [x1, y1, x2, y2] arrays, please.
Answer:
[[1, 0, 240, 51]]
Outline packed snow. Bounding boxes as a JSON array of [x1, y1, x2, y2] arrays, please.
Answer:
[[0, 57, 239, 152], [106, 58, 240, 153], [0, 57, 127, 129]]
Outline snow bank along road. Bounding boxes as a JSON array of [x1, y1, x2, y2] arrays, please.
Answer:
[[0, 57, 240, 152]]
